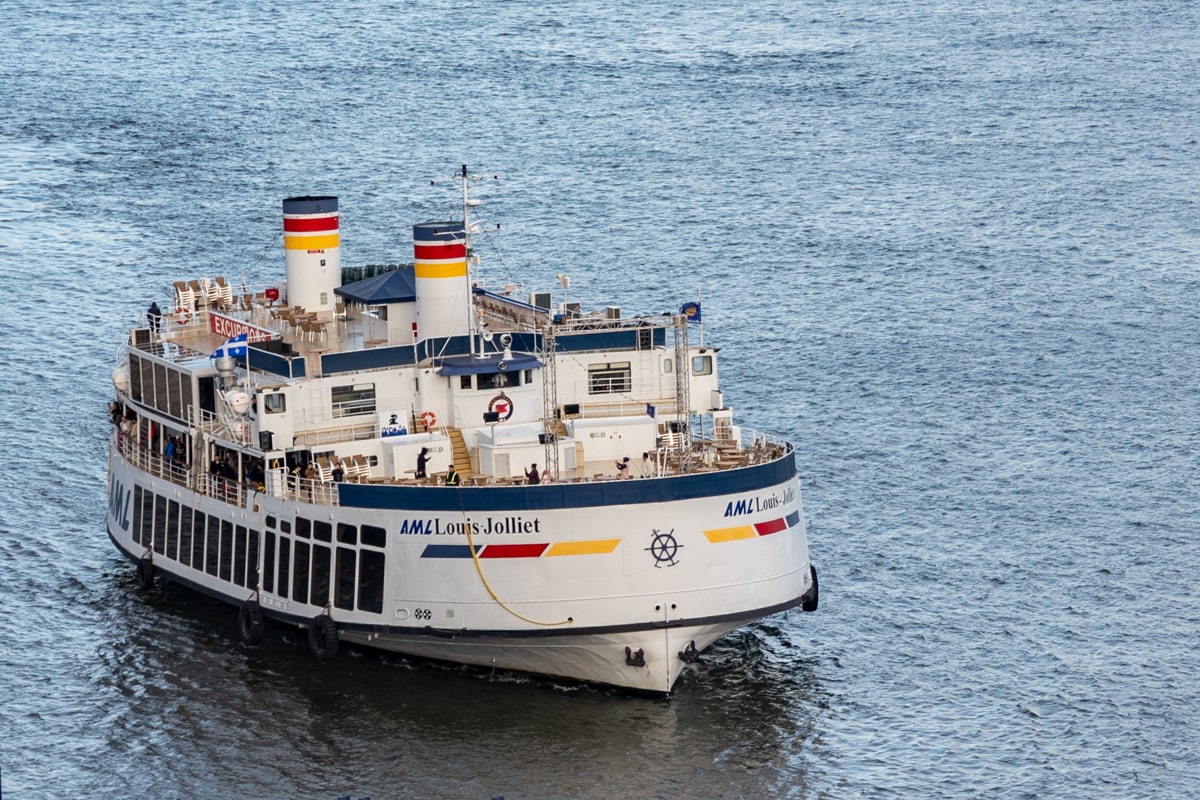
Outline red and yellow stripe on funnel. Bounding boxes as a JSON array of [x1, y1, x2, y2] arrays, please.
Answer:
[[283, 197, 339, 252], [413, 222, 467, 279]]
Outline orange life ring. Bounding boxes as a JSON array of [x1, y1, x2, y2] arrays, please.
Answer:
[[174, 306, 192, 325], [420, 410, 437, 429]]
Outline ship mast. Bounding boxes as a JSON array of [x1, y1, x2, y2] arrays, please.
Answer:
[[460, 165, 478, 356]]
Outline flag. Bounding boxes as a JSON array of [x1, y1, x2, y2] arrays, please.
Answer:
[[210, 332, 248, 359], [680, 301, 701, 322], [646, 403, 656, 419]]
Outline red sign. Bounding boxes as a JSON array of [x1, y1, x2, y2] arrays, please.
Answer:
[[209, 312, 277, 343]]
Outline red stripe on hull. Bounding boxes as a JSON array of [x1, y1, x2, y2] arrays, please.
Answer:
[[754, 518, 788, 535], [479, 543, 551, 559]]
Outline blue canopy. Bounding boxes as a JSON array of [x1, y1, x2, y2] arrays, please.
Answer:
[[334, 267, 416, 305], [436, 353, 542, 376]]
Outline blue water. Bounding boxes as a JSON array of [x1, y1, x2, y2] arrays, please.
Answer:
[[2, 1, 1198, 797]]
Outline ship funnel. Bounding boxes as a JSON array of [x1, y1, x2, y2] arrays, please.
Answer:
[[413, 221, 469, 341], [282, 196, 341, 313]]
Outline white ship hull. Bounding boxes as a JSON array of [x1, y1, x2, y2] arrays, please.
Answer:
[[107, 439, 814, 694]]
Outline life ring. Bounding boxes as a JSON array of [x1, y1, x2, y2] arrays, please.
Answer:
[[307, 614, 339, 663], [136, 557, 155, 590], [420, 410, 437, 430], [239, 600, 265, 645], [173, 306, 192, 326]]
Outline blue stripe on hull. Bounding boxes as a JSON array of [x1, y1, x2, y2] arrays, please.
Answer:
[[338, 454, 796, 512]]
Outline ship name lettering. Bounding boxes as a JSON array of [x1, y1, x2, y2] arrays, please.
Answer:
[[397, 518, 435, 535]]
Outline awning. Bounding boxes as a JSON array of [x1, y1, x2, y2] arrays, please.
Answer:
[[334, 267, 416, 305], [436, 353, 542, 376]]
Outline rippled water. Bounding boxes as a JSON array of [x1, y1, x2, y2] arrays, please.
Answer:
[[2, 1, 1198, 798]]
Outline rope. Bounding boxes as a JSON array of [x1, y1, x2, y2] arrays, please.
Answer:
[[460, 504, 573, 627]]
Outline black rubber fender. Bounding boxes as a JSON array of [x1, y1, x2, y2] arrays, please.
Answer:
[[307, 614, 339, 663], [239, 600, 265, 645], [136, 557, 155, 590], [801, 563, 819, 612]]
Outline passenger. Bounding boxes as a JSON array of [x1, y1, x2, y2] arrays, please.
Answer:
[[639, 452, 654, 478], [331, 461, 344, 482], [147, 301, 162, 332], [525, 463, 541, 485], [304, 461, 319, 499], [415, 446, 430, 479], [616, 456, 631, 479], [445, 464, 460, 486], [164, 436, 177, 462]]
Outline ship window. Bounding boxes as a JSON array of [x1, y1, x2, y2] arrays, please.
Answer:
[[295, 517, 311, 539], [247, 529, 259, 589], [310, 545, 331, 606], [154, 363, 170, 414], [335, 547, 356, 611], [205, 515, 220, 576], [331, 383, 376, 418], [276, 536, 290, 596], [234, 525, 248, 587], [663, 358, 673, 374], [361, 524, 386, 549], [167, 370, 183, 419], [292, 541, 310, 601], [280, 519, 291, 535], [180, 376, 193, 419], [478, 371, 510, 390], [129, 356, 144, 403], [191, 510, 206, 568], [524, 369, 532, 384], [263, 393, 286, 414], [166, 500, 180, 560], [692, 355, 713, 376], [263, 532, 276, 594], [153, 493, 168, 555], [219, 520, 233, 582], [337, 523, 357, 545], [460, 375, 473, 390], [266, 515, 277, 529], [588, 362, 631, 394], [358, 550, 385, 613], [178, 504, 193, 567], [314, 520, 332, 543], [135, 485, 152, 546]]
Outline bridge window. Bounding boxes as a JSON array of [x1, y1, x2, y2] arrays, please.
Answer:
[[588, 362, 631, 394], [263, 393, 286, 414], [331, 383, 376, 417], [692, 355, 713, 376]]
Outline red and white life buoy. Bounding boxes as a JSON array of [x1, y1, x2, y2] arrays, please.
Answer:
[[420, 410, 437, 430], [174, 306, 192, 326]]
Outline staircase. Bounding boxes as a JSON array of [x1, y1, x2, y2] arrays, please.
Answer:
[[447, 428, 473, 478]]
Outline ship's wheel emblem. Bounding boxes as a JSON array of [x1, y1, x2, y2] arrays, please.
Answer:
[[646, 528, 681, 567]]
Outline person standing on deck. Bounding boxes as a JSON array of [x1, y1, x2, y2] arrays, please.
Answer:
[[416, 447, 429, 479], [445, 464, 460, 486]]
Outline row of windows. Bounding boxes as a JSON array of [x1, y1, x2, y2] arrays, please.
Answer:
[[586, 355, 712, 395], [127, 354, 199, 422], [130, 487, 386, 614]]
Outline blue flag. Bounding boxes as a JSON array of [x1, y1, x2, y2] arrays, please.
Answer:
[[210, 332, 248, 359], [646, 403, 656, 419]]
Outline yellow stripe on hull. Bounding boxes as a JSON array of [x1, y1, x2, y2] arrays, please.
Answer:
[[545, 538, 622, 557], [703, 525, 757, 543]]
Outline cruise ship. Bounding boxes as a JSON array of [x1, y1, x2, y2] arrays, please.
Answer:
[[105, 168, 818, 694]]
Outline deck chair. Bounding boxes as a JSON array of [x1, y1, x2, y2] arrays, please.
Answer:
[[188, 279, 208, 307], [174, 281, 196, 310], [215, 276, 234, 307]]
